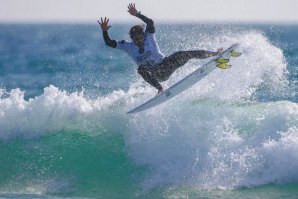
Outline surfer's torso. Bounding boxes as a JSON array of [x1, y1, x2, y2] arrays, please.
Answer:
[[116, 32, 165, 68]]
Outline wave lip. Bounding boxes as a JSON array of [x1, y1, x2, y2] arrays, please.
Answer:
[[0, 85, 131, 140]]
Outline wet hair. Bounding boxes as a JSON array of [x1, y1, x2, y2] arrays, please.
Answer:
[[129, 25, 144, 38]]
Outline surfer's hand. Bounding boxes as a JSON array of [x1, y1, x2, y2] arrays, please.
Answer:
[[97, 17, 111, 31], [128, 3, 139, 16]]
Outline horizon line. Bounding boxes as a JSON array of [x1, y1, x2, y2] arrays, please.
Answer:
[[1, 19, 298, 25]]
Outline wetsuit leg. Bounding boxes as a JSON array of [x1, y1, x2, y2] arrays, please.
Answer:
[[154, 50, 216, 81], [138, 65, 163, 90]]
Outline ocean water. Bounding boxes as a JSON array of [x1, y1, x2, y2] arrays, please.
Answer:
[[0, 23, 298, 199]]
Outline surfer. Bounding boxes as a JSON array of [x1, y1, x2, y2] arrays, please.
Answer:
[[98, 3, 222, 95]]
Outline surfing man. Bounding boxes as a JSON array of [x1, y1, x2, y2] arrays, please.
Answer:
[[98, 3, 222, 95]]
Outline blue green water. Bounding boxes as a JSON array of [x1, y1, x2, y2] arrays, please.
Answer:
[[0, 23, 298, 199]]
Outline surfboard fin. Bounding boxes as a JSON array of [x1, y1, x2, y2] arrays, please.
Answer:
[[230, 51, 241, 57], [217, 63, 231, 69], [215, 58, 229, 64]]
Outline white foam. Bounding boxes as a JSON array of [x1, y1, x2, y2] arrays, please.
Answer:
[[127, 99, 298, 189], [0, 85, 131, 140]]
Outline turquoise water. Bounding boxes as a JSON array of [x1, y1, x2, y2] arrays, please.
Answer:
[[0, 23, 298, 198]]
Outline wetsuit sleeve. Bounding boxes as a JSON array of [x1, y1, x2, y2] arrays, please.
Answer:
[[136, 12, 155, 33], [102, 31, 117, 48]]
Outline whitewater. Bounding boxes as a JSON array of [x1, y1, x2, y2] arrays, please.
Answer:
[[0, 24, 298, 198]]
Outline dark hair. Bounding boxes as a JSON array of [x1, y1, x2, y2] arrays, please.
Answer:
[[129, 25, 144, 37]]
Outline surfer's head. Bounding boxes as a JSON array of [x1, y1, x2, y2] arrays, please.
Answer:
[[130, 25, 145, 46]]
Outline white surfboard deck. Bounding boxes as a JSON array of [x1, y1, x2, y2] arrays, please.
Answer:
[[127, 43, 240, 114]]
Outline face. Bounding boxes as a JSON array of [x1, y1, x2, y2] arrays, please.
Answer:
[[131, 33, 144, 46]]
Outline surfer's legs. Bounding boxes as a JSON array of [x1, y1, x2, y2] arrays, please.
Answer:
[[137, 50, 217, 91], [138, 65, 163, 90], [154, 50, 216, 81]]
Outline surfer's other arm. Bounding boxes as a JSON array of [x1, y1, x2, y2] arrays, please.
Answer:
[[127, 3, 155, 33], [97, 17, 117, 48]]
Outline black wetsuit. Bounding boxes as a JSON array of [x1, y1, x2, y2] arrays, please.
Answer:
[[102, 13, 218, 91]]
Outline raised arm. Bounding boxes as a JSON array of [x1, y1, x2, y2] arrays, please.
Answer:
[[127, 3, 155, 33], [97, 17, 117, 48]]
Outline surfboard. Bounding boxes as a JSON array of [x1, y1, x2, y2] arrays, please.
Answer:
[[126, 43, 241, 114]]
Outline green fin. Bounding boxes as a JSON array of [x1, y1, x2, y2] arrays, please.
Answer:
[[215, 58, 229, 64], [217, 63, 231, 69], [230, 51, 241, 57]]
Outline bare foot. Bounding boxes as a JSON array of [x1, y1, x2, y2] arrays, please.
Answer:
[[156, 88, 163, 96], [217, 47, 223, 54]]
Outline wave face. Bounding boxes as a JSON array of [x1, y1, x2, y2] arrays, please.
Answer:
[[0, 24, 298, 198]]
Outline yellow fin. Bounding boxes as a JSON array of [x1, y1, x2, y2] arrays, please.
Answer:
[[215, 58, 229, 64], [217, 63, 231, 69], [230, 51, 241, 57]]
